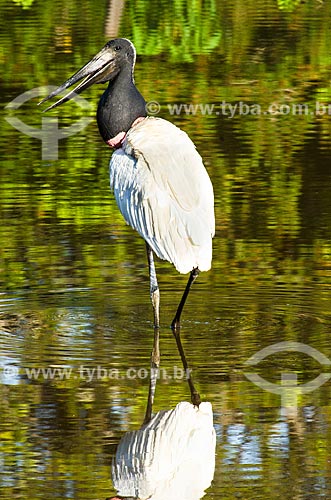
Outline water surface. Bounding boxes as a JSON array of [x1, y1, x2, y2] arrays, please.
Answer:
[[1, 0, 331, 499]]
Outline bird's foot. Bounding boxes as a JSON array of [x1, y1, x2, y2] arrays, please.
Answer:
[[192, 391, 201, 407]]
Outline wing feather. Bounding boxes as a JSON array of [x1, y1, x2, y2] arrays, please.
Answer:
[[109, 117, 215, 274]]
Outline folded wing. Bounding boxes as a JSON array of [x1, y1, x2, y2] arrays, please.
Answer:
[[110, 117, 215, 274]]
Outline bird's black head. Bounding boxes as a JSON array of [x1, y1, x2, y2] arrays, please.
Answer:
[[38, 38, 138, 111], [104, 38, 136, 73]]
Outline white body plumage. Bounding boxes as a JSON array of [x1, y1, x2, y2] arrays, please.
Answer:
[[112, 401, 216, 500], [110, 117, 215, 274]]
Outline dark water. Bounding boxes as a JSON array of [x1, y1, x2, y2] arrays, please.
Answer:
[[1, 0, 331, 499]]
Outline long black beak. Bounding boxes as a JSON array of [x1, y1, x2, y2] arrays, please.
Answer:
[[39, 45, 118, 111]]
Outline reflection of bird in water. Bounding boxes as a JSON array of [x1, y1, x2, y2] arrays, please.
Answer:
[[106, 298, 215, 500], [109, 401, 216, 500], [39, 38, 215, 331]]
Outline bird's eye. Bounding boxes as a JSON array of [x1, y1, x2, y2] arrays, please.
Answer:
[[114, 45, 122, 51]]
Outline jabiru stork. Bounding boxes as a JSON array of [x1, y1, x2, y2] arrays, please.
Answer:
[[39, 38, 215, 332]]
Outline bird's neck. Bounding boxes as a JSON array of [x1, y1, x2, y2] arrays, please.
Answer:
[[97, 64, 147, 143]]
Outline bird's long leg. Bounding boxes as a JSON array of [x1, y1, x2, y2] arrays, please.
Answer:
[[171, 267, 200, 405], [171, 267, 199, 331], [173, 321, 201, 406], [144, 244, 160, 425], [146, 243, 160, 330], [144, 243, 160, 424], [143, 327, 160, 424]]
